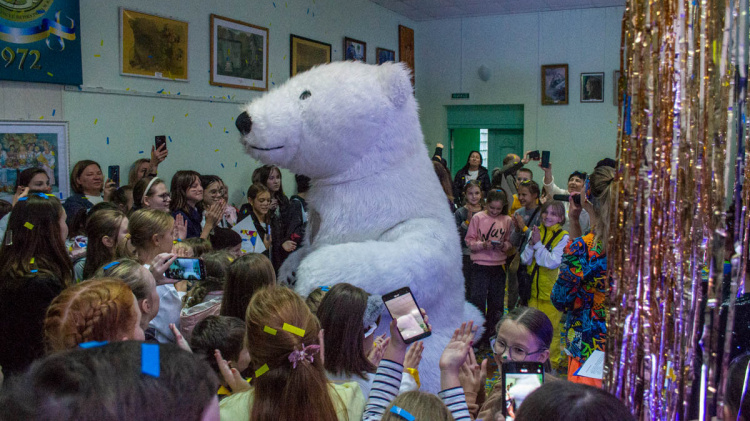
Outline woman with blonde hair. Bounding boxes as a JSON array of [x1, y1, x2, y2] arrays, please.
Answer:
[[117, 208, 180, 343], [552, 163, 615, 387], [94, 258, 160, 335], [219, 287, 365, 420], [44, 278, 144, 351]]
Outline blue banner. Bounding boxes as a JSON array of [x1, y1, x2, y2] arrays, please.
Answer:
[[0, 0, 82, 85]]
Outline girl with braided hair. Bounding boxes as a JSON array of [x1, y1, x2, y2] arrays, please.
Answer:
[[218, 286, 365, 420], [0, 192, 72, 377], [44, 278, 144, 351]]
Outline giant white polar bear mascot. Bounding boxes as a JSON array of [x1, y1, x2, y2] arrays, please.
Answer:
[[235, 61, 483, 392]]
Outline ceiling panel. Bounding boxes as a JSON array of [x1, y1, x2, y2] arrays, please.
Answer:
[[370, 0, 623, 21]]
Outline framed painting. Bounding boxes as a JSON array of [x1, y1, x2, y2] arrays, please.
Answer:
[[344, 37, 366, 62], [0, 121, 69, 201], [614, 70, 624, 106], [581, 72, 604, 102], [376, 48, 395, 64], [399, 25, 414, 86], [290, 34, 331, 77], [120, 8, 189, 81], [210, 14, 268, 91], [541, 64, 568, 105]]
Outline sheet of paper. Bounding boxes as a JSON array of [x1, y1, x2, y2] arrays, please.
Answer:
[[575, 350, 605, 379]]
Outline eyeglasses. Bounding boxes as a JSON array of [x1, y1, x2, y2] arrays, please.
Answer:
[[491, 337, 547, 361]]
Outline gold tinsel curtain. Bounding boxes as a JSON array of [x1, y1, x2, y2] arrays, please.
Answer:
[[608, 0, 748, 419]]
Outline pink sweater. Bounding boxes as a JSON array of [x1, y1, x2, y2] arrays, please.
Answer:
[[464, 211, 513, 266]]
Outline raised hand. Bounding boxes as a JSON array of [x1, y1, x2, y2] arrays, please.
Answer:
[[404, 340, 424, 369], [215, 349, 251, 393]]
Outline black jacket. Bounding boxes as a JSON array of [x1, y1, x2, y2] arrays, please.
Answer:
[[452, 166, 490, 205]]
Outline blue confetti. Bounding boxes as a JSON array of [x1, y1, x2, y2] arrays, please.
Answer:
[[37, 9, 45, 14], [235, 162, 238, 167], [312, 12, 315, 16], [106, 137, 109, 145], [148, 55, 153, 59], [221, 163, 225, 168], [79, 341, 108, 349], [307, 8, 309, 13], [168, 136, 173, 143], [177, 92, 181, 95], [225, 131, 229, 134], [102, 261, 120, 270], [141, 343, 160, 377], [157, 89, 164, 93], [139, 150, 144, 154], [272, 82, 275, 85], [273, 2, 276, 6], [30, 269, 38, 273], [59, 192, 63, 199], [52, 109, 56, 116]]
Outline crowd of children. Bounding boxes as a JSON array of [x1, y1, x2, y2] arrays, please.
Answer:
[[0, 145, 743, 421]]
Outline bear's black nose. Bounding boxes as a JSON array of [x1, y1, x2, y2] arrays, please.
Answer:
[[236, 111, 253, 135]]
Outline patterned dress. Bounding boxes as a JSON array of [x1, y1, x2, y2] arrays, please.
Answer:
[[551, 232, 609, 364]]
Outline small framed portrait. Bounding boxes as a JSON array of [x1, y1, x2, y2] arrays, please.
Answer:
[[613, 70, 625, 106], [290, 34, 331, 77], [541, 64, 568, 105], [344, 37, 366, 62], [120, 8, 189, 81], [210, 14, 269, 91], [376, 48, 395, 64], [581, 72, 604, 103]]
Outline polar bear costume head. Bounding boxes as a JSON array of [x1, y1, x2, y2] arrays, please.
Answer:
[[236, 61, 420, 182]]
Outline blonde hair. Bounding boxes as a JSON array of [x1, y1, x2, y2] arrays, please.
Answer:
[[381, 391, 454, 421], [44, 278, 137, 351], [588, 165, 615, 252], [245, 287, 340, 420], [116, 209, 173, 258], [93, 258, 154, 302]]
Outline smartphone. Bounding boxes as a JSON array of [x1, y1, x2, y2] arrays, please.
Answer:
[[501, 361, 544, 417], [552, 193, 580, 205], [382, 287, 431, 343], [527, 150, 540, 160], [155, 135, 167, 151], [491, 240, 501, 246], [164, 258, 206, 280], [107, 165, 120, 187], [541, 151, 550, 168]]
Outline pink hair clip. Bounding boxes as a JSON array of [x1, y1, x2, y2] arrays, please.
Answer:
[[288, 343, 320, 369]]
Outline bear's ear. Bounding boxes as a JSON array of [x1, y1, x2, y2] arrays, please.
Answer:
[[378, 62, 412, 109]]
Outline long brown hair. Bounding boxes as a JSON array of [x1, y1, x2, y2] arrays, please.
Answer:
[[245, 287, 340, 421], [82, 209, 126, 279], [44, 278, 138, 351], [0, 193, 72, 286], [317, 283, 376, 378], [220, 253, 275, 320], [247, 183, 271, 225], [170, 170, 202, 214]]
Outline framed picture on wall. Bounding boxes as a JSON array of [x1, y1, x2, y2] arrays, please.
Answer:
[[0, 121, 69, 201], [120, 8, 189, 81], [541, 64, 568, 105], [614, 70, 624, 106], [344, 37, 366, 62], [399, 25, 415, 86], [376, 48, 395, 64], [581, 72, 604, 102], [210, 15, 268, 91], [290, 34, 332, 77]]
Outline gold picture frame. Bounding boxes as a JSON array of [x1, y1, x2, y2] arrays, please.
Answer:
[[120, 8, 189, 81], [210, 14, 268, 91], [290, 34, 331, 77], [541, 64, 568, 105]]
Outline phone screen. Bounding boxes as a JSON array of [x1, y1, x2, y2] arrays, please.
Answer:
[[502, 362, 544, 417], [383, 288, 431, 343], [164, 258, 204, 280], [155, 135, 167, 151], [108, 165, 120, 187]]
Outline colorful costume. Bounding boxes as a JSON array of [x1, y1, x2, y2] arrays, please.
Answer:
[[551, 232, 609, 386]]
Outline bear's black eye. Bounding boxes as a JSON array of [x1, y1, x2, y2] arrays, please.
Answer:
[[299, 90, 311, 100]]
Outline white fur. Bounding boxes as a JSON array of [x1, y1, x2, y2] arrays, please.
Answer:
[[238, 61, 484, 392]]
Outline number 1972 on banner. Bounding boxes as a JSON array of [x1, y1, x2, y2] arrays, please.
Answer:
[[2, 47, 42, 71]]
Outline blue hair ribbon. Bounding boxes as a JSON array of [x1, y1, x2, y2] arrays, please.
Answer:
[[320, 286, 330, 292], [389, 406, 415, 421], [79, 340, 108, 349], [102, 261, 120, 270], [141, 343, 160, 377]]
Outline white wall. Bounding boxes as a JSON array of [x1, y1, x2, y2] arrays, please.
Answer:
[[415, 7, 624, 183], [1, 0, 414, 204]]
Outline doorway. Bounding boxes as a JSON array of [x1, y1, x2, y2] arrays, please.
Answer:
[[446, 105, 524, 176]]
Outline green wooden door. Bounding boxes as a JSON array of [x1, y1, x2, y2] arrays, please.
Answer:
[[487, 129, 524, 172], [451, 128, 480, 173]]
